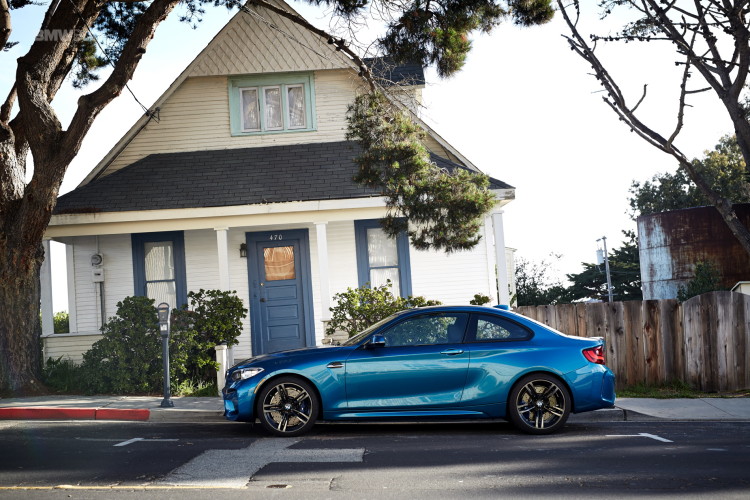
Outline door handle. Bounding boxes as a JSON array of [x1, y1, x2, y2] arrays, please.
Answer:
[[327, 361, 344, 369], [441, 349, 464, 356], [260, 298, 266, 302]]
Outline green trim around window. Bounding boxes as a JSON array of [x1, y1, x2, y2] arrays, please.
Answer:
[[228, 73, 316, 136]]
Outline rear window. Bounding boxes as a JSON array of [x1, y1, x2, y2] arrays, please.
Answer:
[[469, 314, 532, 342]]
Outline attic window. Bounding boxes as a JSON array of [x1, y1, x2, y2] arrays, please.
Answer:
[[231, 73, 315, 135]]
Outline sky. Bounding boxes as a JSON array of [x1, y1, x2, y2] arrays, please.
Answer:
[[5, 2, 733, 311]]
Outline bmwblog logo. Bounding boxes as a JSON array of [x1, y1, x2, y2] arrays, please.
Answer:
[[35, 29, 88, 42]]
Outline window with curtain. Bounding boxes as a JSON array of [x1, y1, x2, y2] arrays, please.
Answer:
[[354, 219, 412, 298], [132, 232, 187, 309], [232, 75, 314, 135]]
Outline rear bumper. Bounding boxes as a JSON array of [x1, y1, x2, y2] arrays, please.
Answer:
[[567, 364, 616, 413]]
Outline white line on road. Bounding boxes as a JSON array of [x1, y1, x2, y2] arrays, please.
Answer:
[[113, 438, 179, 447], [606, 432, 673, 443]]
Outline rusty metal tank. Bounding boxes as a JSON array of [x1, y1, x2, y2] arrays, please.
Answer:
[[637, 204, 750, 299]]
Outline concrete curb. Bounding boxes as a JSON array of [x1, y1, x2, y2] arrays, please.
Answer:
[[0, 407, 150, 421]]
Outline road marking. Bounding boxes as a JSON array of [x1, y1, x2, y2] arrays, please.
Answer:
[[606, 432, 673, 443], [113, 438, 179, 447], [159, 438, 365, 488]]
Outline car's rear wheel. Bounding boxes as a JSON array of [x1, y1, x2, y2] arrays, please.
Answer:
[[257, 377, 318, 437], [508, 373, 570, 435]]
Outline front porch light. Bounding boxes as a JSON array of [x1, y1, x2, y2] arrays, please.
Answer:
[[240, 243, 247, 258]]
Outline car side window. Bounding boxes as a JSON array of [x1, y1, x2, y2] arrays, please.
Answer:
[[380, 313, 469, 347], [472, 314, 532, 342]]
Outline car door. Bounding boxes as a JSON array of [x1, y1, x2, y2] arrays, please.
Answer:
[[461, 313, 535, 407], [344, 312, 470, 410]]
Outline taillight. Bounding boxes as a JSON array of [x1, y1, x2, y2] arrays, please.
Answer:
[[583, 345, 605, 365]]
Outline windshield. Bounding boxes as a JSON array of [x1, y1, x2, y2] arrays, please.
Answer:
[[340, 312, 404, 346]]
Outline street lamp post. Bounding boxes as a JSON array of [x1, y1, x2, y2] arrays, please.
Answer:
[[157, 302, 174, 408]]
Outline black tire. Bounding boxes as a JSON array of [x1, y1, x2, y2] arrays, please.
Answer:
[[508, 373, 570, 435], [256, 376, 319, 437]]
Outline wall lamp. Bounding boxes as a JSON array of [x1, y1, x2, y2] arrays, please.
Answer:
[[239, 243, 247, 258]]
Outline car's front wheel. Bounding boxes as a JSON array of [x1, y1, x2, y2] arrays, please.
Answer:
[[508, 374, 570, 434], [257, 377, 319, 437]]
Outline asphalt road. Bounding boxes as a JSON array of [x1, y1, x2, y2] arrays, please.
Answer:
[[0, 419, 748, 499]]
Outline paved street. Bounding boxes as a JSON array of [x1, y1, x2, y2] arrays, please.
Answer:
[[0, 419, 749, 499]]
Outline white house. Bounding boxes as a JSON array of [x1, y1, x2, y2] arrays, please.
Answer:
[[40, 0, 515, 363]]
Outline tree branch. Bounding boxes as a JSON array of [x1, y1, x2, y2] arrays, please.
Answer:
[[558, 0, 750, 256], [61, 0, 180, 162]]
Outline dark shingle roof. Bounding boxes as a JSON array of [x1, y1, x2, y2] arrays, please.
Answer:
[[55, 141, 512, 214], [364, 57, 426, 86]]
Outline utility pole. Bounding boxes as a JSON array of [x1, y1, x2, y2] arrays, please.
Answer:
[[596, 236, 614, 303]]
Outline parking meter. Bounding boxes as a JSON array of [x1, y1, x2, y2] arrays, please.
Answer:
[[157, 303, 174, 408]]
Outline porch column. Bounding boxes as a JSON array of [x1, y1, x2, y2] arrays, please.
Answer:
[[483, 215, 498, 303], [492, 211, 510, 306], [41, 239, 54, 335], [314, 222, 331, 321], [215, 227, 230, 290]]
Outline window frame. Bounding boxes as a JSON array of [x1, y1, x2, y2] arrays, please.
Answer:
[[229, 73, 316, 136], [354, 219, 412, 298], [131, 231, 188, 309], [465, 313, 534, 343]]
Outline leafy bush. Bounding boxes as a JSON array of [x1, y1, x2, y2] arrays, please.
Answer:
[[677, 261, 723, 302], [326, 281, 441, 338], [53, 311, 69, 333], [42, 357, 86, 393], [469, 293, 491, 306], [170, 289, 247, 383], [81, 296, 163, 394]]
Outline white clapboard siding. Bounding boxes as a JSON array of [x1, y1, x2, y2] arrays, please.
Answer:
[[70, 236, 99, 334], [42, 333, 103, 364], [325, 220, 359, 301], [227, 228, 252, 361], [185, 229, 221, 294], [70, 235, 135, 334], [410, 224, 494, 305], [105, 70, 362, 174], [99, 234, 135, 322]]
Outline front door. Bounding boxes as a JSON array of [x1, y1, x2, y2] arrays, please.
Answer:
[[247, 229, 314, 355]]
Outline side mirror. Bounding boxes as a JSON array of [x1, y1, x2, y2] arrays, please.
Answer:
[[367, 335, 386, 348]]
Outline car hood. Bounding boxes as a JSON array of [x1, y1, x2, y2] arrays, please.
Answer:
[[232, 345, 346, 368]]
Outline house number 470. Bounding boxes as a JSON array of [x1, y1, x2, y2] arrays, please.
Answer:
[[269, 234, 283, 241]]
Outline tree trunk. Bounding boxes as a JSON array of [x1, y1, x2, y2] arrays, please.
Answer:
[[0, 231, 44, 395]]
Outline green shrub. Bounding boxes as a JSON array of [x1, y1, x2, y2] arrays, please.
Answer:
[[469, 293, 491, 306], [81, 296, 163, 394], [170, 289, 247, 383], [326, 281, 441, 338], [42, 356, 86, 393], [677, 261, 723, 302], [53, 311, 69, 333]]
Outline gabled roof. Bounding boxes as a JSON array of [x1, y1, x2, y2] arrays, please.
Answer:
[[79, 0, 356, 187], [78, 0, 490, 189], [55, 142, 512, 214]]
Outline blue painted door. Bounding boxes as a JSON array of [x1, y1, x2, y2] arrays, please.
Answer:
[[247, 229, 315, 355], [344, 312, 470, 409]]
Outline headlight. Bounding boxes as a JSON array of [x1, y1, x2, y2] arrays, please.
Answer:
[[230, 367, 264, 382]]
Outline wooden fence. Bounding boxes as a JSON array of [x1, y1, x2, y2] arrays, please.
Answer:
[[515, 291, 750, 392]]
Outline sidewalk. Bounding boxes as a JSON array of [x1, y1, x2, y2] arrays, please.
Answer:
[[0, 395, 748, 423]]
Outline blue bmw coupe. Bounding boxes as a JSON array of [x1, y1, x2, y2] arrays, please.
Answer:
[[223, 306, 615, 436]]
